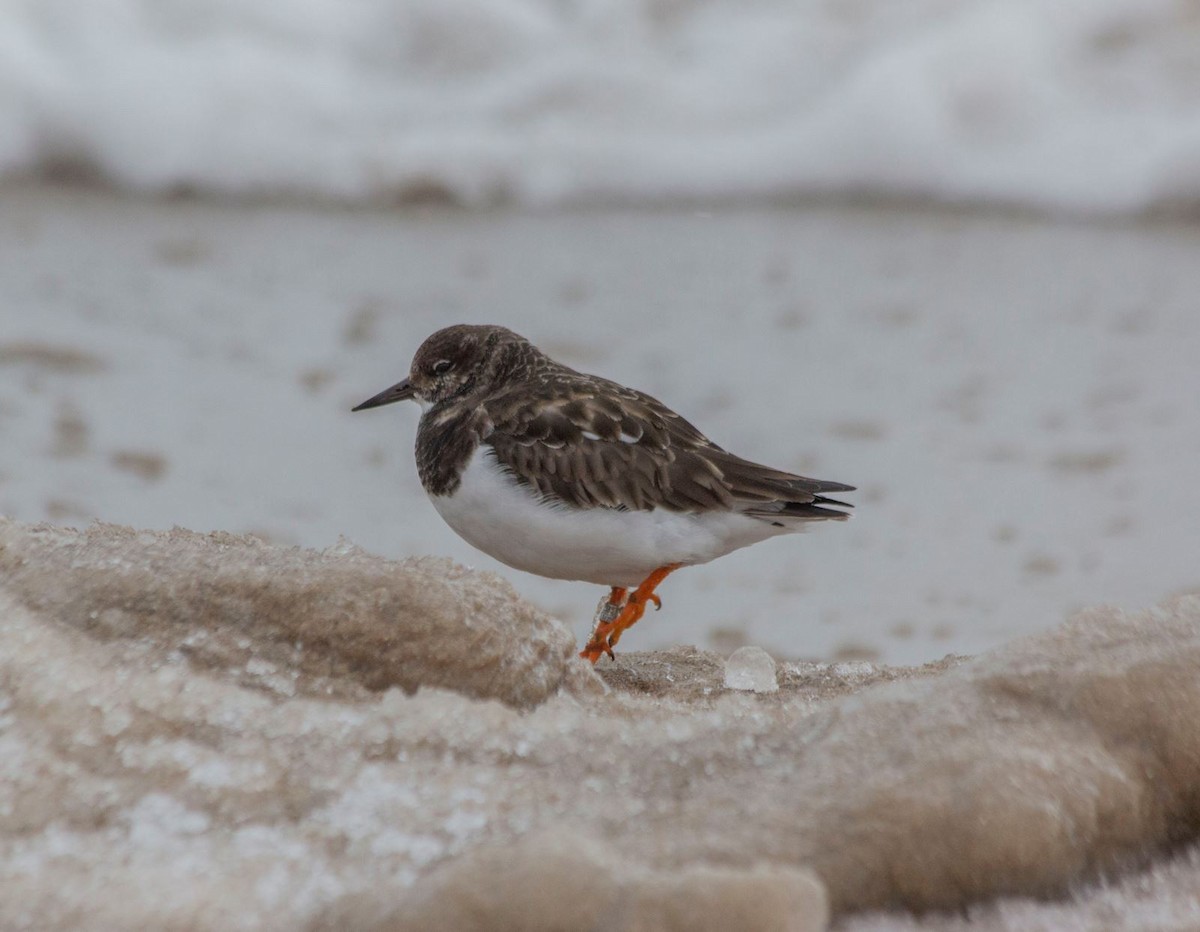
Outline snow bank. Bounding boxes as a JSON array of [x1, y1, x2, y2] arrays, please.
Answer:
[[0, 519, 583, 708], [2, 517, 1200, 929], [4, 0, 1200, 214]]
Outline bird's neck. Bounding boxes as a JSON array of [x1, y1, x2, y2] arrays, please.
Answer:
[[415, 401, 486, 497]]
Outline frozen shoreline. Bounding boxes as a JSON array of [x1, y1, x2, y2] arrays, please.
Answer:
[[2, 517, 1200, 930]]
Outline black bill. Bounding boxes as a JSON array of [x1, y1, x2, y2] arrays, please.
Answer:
[[352, 378, 414, 411]]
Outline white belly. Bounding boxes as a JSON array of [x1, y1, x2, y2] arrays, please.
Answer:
[[428, 447, 795, 588]]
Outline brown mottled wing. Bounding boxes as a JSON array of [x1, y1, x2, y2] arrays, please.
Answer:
[[483, 374, 854, 517]]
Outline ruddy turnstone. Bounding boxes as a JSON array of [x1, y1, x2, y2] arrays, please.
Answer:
[[353, 324, 854, 663]]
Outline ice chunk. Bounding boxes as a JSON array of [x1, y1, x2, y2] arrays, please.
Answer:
[[723, 646, 779, 693]]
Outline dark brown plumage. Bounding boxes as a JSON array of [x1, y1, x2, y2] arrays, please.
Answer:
[[356, 323, 853, 522]]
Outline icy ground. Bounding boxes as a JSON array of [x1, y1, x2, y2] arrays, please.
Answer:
[[3, 517, 1200, 931]]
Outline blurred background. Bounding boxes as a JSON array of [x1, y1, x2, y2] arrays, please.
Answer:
[[2, 0, 1199, 663]]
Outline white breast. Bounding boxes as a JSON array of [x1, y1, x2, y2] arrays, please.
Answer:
[[428, 447, 797, 588]]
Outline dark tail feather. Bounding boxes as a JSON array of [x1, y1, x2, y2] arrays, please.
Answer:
[[742, 495, 853, 522]]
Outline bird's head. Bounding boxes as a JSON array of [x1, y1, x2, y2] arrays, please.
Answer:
[[352, 324, 527, 412]]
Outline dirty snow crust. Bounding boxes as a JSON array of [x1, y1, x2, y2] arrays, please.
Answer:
[[2, 518, 1200, 930]]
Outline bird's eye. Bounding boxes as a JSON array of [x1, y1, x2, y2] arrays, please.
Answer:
[[431, 359, 453, 376]]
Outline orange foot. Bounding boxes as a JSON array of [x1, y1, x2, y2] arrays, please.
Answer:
[[580, 565, 680, 663]]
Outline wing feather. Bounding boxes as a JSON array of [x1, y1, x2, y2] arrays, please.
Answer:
[[484, 374, 854, 518]]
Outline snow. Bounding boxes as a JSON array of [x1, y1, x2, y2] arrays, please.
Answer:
[[3, 516, 1200, 928], [0, 519, 584, 709], [3, 0, 1200, 214]]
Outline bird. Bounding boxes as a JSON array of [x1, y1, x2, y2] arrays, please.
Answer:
[[352, 324, 854, 663]]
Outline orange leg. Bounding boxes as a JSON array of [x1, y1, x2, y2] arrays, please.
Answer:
[[580, 565, 680, 663], [579, 587, 627, 663]]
